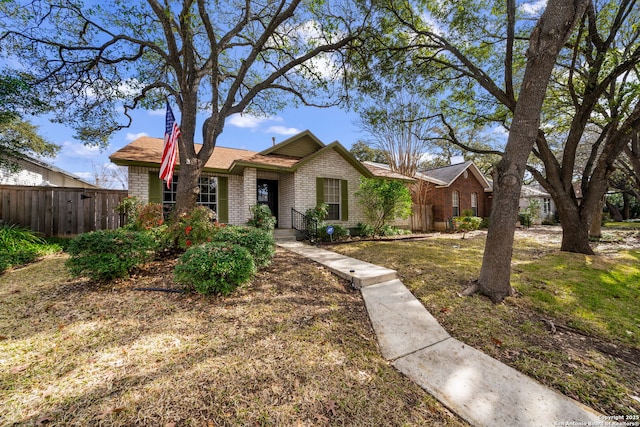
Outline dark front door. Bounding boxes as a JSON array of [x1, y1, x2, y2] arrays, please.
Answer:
[[256, 179, 278, 226]]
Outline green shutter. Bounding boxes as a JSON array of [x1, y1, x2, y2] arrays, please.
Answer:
[[217, 176, 228, 223], [149, 172, 162, 203], [316, 177, 324, 207], [341, 179, 349, 221]]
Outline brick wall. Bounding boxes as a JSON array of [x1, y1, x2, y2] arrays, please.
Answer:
[[279, 173, 295, 228], [124, 149, 414, 230], [227, 174, 244, 225], [127, 166, 246, 225], [294, 149, 365, 228], [128, 166, 150, 202], [428, 171, 490, 230]]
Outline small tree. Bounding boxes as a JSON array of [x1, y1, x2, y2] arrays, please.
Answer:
[[355, 177, 412, 235]]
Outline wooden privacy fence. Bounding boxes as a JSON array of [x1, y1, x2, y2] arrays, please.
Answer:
[[0, 186, 128, 237], [410, 203, 434, 232]]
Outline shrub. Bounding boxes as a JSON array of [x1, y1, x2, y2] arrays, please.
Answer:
[[66, 229, 156, 281], [452, 215, 482, 233], [318, 224, 350, 241], [169, 206, 219, 250], [0, 224, 61, 272], [378, 225, 411, 236], [115, 196, 141, 225], [355, 177, 412, 235], [305, 203, 328, 223], [212, 225, 275, 268], [247, 204, 276, 231], [133, 203, 165, 230], [357, 222, 375, 237], [174, 242, 256, 295]]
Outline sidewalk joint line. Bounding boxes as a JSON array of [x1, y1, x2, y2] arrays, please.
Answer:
[[388, 336, 453, 363]]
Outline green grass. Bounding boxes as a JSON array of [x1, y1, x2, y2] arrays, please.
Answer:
[[0, 225, 63, 272], [332, 230, 640, 415], [604, 221, 640, 229], [514, 250, 640, 346]]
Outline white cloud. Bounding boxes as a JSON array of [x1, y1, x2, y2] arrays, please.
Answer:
[[491, 126, 509, 137], [265, 125, 301, 136], [126, 132, 148, 141], [61, 141, 101, 158], [73, 172, 94, 180], [520, 0, 547, 16], [149, 109, 166, 116], [227, 113, 282, 129]]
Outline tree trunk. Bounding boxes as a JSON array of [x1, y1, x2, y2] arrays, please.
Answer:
[[589, 196, 604, 239], [623, 192, 630, 220], [474, 0, 588, 303], [175, 160, 204, 214], [559, 209, 594, 254], [607, 200, 623, 221]]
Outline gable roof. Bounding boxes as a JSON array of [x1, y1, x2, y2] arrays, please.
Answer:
[[259, 130, 325, 158], [419, 161, 492, 190], [109, 131, 411, 180]]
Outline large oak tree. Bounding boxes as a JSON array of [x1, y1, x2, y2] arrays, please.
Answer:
[[1, 0, 367, 212], [355, 0, 589, 301]]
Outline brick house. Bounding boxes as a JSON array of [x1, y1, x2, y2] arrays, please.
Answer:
[[109, 130, 412, 229], [418, 161, 493, 231]]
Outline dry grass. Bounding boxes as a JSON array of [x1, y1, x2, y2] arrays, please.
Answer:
[[0, 249, 467, 426]]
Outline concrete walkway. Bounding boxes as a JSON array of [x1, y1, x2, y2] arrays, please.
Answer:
[[276, 238, 603, 427]]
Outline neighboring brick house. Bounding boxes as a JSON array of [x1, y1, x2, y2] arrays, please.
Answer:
[[418, 161, 493, 231], [109, 130, 412, 229]]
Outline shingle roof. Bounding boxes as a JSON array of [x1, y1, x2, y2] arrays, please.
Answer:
[[419, 161, 472, 184], [362, 162, 416, 181], [419, 161, 492, 190], [109, 136, 257, 170], [111, 134, 415, 181]]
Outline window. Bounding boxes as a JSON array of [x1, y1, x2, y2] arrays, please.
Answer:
[[452, 190, 460, 217], [543, 198, 551, 215], [471, 192, 478, 216], [324, 178, 341, 221], [163, 175, 218, 213]]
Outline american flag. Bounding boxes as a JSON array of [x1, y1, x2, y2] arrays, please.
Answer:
[[159, 101, 181, 189]]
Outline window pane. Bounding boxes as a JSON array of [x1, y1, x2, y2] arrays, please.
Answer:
[[323, 178, 341, 220], [452, 191, 459, 217], [162, 176, 217, 213]]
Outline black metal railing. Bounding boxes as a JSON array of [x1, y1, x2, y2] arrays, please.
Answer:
[[291, 208, 318, 245]]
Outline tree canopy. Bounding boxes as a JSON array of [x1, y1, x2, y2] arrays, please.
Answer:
[[0, 73, 58, 171], [1, 0, 367, 210], [353, 0, 590, 301]]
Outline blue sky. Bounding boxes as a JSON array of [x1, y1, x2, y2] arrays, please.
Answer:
[[30, 105, 363, 188]]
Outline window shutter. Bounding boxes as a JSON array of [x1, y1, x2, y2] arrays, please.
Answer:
[[149, 172, 162, 203], [217, 176, 228, 223], [316, 177, 324, 207], [341, 179, 348, 221]]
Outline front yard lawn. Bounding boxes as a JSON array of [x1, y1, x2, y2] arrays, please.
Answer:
[[0, 249, 466, 426], [330, 227, 640, 416]]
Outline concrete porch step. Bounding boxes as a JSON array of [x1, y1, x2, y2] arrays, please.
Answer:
[[273, 228, 298, 241]]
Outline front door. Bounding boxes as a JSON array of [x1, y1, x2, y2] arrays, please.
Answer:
[[256, 179, 278, 227]]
